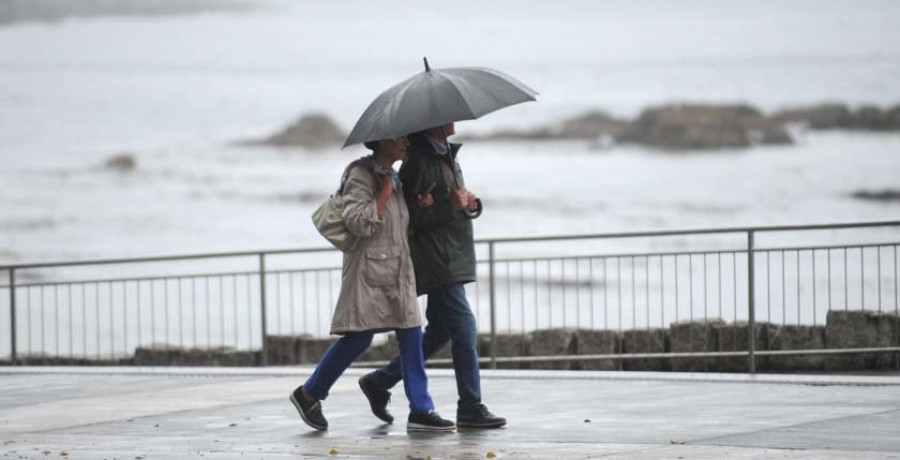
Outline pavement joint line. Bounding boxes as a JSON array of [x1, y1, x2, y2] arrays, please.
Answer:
[[687, 406, 900, 447], [3, 366, 900, 387]]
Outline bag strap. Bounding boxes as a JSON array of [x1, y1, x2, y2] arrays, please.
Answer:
[[337, 156, 383, 195]]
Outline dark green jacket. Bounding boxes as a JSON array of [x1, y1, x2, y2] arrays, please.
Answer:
[[399, 133, 478, 295]]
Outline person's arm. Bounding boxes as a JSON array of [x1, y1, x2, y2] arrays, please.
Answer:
[[341, 167, 384, 238], [400, 155, 461, 232]]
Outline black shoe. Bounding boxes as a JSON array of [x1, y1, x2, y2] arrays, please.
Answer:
[[359, 373, 394, 424], [289, 386, 328, 431], [407, 411, 456, 432], [457, 404, 506, 428]]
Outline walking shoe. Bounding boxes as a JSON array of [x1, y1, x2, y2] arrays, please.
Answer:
[[457, 404, 506, 428], [289, 386, 328, 431], [407, 411, 456, 432], [358, 373, 394, 424]]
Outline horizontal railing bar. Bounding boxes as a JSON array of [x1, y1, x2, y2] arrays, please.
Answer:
[[12, 266, 345, 290], [487, 240, 900, 265], [757, 241, 900, 254], [4, 220, 899, 270], [353, 347, 900, 366], [10, 238, 899, 289], [474, 220, 900, 245], [491, 248, 745, 264], [0, 247, 338, 270]]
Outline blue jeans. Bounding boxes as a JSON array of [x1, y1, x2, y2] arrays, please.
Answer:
[[372, 283, 482, 412], [303, 327, 434, 414]]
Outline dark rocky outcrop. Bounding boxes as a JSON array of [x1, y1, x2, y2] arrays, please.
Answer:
[[616, 104, 793, 150], [770, 103, 854, 129], [104, 153, 136, 172], [771, 103, 900, 131], [851, 190, 900, 202], [0, 0, 252, 26], [464, 111, 628, 142], [242, 114, 345, 149]]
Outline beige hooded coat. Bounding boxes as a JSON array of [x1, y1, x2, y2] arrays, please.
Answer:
[[329, 165, 421, 334]]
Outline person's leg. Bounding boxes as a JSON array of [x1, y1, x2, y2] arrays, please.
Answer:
[[370, 298, 451, 390], [432, 284, 482, 412], [394, 327, 434, 414], [303, 331, 374, 400]]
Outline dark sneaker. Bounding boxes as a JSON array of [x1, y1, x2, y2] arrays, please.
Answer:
[[359, 373, 394, 424], [289, 386, 328, 431], [407, 411, 456, 432], [457, 404, 506, 428]]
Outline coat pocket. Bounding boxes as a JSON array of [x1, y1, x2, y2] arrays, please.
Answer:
[[364, 246, 401, 286]]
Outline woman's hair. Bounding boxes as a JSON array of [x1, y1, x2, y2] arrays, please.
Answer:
[[364, 141, 378, 152]]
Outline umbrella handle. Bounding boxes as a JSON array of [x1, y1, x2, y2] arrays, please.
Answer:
[[463, 198, 483, 219]]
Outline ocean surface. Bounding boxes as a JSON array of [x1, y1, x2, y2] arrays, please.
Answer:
[[2, 0, 900, 265], [2, 1, 900, 356]]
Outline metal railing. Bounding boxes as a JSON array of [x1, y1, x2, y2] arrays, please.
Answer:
[[2, 220, 899, 372]]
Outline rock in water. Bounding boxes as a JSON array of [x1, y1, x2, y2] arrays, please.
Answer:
[[617, 104, 793, 150], [249, 114, 345, 149], [105, 153, 136, 171], [770, 103, 853, 129]]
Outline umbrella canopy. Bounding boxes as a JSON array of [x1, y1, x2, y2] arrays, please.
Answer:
[[343, 58, 538, 148]]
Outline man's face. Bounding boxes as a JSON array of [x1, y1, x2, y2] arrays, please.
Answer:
[[444, 123, 455, 137], [428, 123, 455, 138]]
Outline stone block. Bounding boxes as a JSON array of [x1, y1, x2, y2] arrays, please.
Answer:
[[622, 328, 670, 371], [825, 310, 881, 371], [669, 320, 723, 372], [265, 335, 301, 365], [478, 333, 532, 369], [530, 328, 577, 370], [296, 336, 337, 364], [875, 312, 900, 369], [715, 322, 771, 373], [765, 324, 826, 372], [573, 329, 621, 370]]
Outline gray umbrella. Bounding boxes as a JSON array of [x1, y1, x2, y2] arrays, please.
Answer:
[[343, 58, 538, 148]]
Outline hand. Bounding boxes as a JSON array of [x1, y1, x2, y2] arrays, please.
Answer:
[[466, 191, 478, 212], [417, 182, 436, 208], [378, 175, 393, 197], [450, 187, 469, 211]]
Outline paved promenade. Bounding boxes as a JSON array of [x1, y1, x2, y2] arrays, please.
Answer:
[[1, 367, 899, 459]]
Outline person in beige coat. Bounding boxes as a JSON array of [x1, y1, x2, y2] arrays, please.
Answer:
[[290, 136, 455, 433]]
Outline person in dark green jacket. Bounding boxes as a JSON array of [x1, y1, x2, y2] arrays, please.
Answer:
[[360, 123, 507, 429]]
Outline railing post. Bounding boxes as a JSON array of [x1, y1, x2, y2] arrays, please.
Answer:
[[488, 242, 497, 370], [747, 231, 756, 374], [259, 254, 268, 367], [9, 268, 16, 366]]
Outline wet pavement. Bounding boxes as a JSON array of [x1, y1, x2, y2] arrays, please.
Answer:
[[1, 367, 899, 459]]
